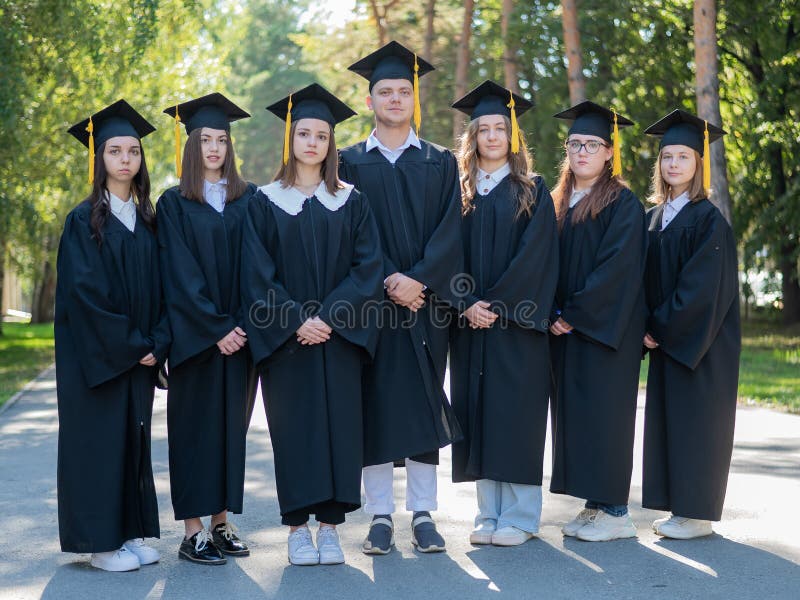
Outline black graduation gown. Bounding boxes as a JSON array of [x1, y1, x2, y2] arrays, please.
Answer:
[[241, 184, 383, 516], [339, 140, 464, 466], [450, 176, 559, 484], [156, 184, 258, 520], [549, 188, 647, 505], [642, 199, 741, 521], [55, 200, 170, 553]]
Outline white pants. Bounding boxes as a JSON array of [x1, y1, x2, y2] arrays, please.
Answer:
[[476, 479, 542, 534], [362, 459, 438, 515]]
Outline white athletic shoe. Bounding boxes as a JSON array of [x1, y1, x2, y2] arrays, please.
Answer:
[[123, 538, 160, 565], [90, 546, 140, 572], [316, 526, 345, 565], [655, 516, 713, 539], [575, 511, 637, 542], [469, 521, 496, 545], [288, 526, 319, 566], [562, 508, 598, 537], [491, 526, 535, 546]]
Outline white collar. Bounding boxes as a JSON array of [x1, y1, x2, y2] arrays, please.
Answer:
[[666, 190, 691, 212], [366, 128, 421, 154], [477, 163, 511, 184], [107, 190, 134, 213], [204, 177, 227, 189], [259, 180, 354, 216]]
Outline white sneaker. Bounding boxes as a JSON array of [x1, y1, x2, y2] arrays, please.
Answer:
[[123, 538, 160, 565], [562, 508, 598, 537], [90, 547, 140, 572], [288, 526, 319, 566], [316, 526, 345, 565], [491, 526, 535, 546], [469, 521, 496, 545], [655, 516, 713, 539], [652, 515, 672, 533], [576, 511, 637, 542]]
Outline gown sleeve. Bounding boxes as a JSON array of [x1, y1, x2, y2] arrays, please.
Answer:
[[318, 190, 384, 357], [647, 208, 739, 370], [484, 179, 559, 332], [156, 193, 236, 366], [240, 191, 306, 365], [57, 210, 151, 388], [559, 189, 647, 350]]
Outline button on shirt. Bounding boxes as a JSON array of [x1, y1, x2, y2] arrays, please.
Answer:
[[108, 191, 136, 232], [661, 191, 690, 230], [204, 178, 227, 213], [569, 188, 590, 208], [365, 128, 421, 165], [477, 163, 511, 196]]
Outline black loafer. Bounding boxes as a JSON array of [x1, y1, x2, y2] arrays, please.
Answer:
[[212, 522, 250, 556], [179, 530, 227, 565]]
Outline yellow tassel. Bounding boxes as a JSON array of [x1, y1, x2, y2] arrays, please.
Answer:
[[86, 117, 95, 185], [173, 106, 182, 178], [508, 91, 520, 154], [611, 111, 622, 177], [413, 54, 421, 135], [283, 94, 293, 165], [703, 120, 711, 197]]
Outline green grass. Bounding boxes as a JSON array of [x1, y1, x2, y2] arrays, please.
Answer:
[[0, 321, 55, 408], [639, 319, 800, 413]]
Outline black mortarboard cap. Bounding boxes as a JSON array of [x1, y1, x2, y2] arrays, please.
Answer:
[[67, 99, 155, 150], [163, 92, 250, 134], [553, 100, 633, 143], [643, 109, 726, 155], [451, 80, 533, 120], [348, 40, 434, 91]]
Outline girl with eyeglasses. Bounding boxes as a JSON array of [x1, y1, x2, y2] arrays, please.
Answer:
[[548, 102, 647, 542]]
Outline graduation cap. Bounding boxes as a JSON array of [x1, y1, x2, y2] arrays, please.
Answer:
[[266, 83, 357, 165], [67, 99, 156, 185], [348, 40, 435, 134], [553, 101, 634, 176], [644, 109, 726, 197], [163, 92, 250, 177], [452, 80, 533, 154]]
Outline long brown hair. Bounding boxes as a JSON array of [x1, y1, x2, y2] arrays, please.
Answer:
[[273, 120, 343, 195], [87, 141, 155, 245], [551, 155, 629, 227], [179, 128, 248, 203], [647, 148, 705, 205], [457, 115, 537, 219]]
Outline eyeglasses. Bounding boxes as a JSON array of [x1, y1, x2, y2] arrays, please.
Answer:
[[565, 140, 608, 154]]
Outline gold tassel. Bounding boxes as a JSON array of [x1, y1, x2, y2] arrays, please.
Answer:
[[86, 117, 95, 185], [611, 111, 622, 177], [283, 94, 293, 165], [174, 106, 182, 178], [508, 91, 520, 154], [413, 54, 421, 134], [703, 120, 711, 197]]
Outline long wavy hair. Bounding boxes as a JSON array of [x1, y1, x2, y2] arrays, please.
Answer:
[[551, 154, 629, 228], [647, 148, 705, 205], [86, 141, 155, 245], [179, 128, 248, 203], [457, 115, 537, 219], [273, 121, 343, 195]]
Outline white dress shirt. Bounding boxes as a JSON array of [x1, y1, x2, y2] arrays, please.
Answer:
[[661, 191, 691, 230], [365, 128, 421, 165], [476, 163, 511, 196], [107, 191, 136, 232], [569, 187, 590, 208], [204, 178, 228, 213]]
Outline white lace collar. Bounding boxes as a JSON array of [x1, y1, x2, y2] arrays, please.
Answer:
[[259, 180, 354, 216]]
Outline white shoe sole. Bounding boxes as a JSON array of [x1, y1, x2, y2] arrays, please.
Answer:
[[576, 527, 637, 542], [411, 536, 446, 553], [492, 533, 534, 546], [288, 555, 320, 566], [319, 553, 345, 565], [469, 531, 494, 544], [90, 558, 140, 572], [655, 527, 713, 539]]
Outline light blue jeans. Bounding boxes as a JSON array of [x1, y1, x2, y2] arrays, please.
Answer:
[[585, 500, 628, 517], [475, 479, 542, 534]]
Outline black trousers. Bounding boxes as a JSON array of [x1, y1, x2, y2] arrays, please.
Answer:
[[282, 500, 348, 526]]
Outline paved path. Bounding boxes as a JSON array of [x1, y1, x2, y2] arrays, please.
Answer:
[[1, 366, 799, 599]]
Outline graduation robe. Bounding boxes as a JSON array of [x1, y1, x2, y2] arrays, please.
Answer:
[[55, 200, 170, 553], [156, 184, 258, 520], [241, 182, 383, 516], [549, 188, 647, 505], [642, 198, 741, 521], [339, 140, 464, 466], [450, 176, 559, 484]]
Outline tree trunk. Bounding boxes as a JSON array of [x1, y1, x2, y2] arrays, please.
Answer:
[[561, 0, 585, 104], [0, 238, 5, 336], [367, 0, 401, 46], [501, 0, 520, 93], [31, 259, 56, 324], [420, 0, 436, 110], [694, 0, 733, 225], [453, 0, 475, 143]]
